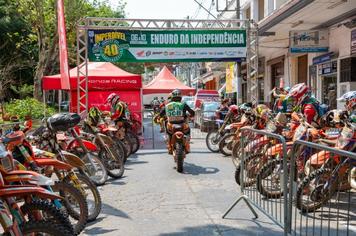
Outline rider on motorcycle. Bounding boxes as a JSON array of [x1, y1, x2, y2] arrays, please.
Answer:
[[160, 89, 195, 154], [106, 93, 128, 124], [151, 97, 160, 113], [155, 93, 172, 133], [273, 86, 290, 112], [337, 91, 356, 123], [285, 83, 326, 126]]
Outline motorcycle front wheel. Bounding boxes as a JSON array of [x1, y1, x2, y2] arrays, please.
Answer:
[[206, 131, 221, 153], [52, 181, 88, 235], [99, 145, 125, 179], [219, 133, 235, 156], [75, 173, 102, 222], [83, 152, 108, 186], [127, 131, 140, 154]]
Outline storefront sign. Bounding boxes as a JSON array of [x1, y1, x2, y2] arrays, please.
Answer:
[[290, 30, 329, 53], [312, 52, 334, 65], [88, 29, 247, 62], [351, 29, 356, 55], [318, 61, 337, 75]]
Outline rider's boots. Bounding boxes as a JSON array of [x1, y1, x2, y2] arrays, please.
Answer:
[[159, 118, 165, 133]]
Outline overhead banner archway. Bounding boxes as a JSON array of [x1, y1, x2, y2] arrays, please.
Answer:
[[77, 18, 258, 114], [88, 29, 247, 62]]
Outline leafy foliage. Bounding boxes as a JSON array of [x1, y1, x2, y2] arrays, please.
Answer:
[[4, 98, 55, 120], [10, 84, 34, 99], [0, 0, 127, 100]]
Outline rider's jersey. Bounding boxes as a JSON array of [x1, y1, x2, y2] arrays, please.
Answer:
[[111, 101, 127, 121], [166, 101, 185, 123]]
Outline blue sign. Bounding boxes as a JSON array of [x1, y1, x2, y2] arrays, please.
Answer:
[[290, 47, 329, 53], [312, 52, 334, 65]]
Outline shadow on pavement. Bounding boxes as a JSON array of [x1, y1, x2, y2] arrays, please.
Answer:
[[183, 162, 219, 175], [158, 224, 283, 236], [83, 227, 117, 235], [124, 160, 148, 165], [101, 202, 131, 219]]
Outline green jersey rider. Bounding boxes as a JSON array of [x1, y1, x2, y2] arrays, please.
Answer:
[[160, 89, 195, 154]]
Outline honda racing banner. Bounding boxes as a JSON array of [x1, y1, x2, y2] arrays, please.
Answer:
[[87, 29, 247, 62]]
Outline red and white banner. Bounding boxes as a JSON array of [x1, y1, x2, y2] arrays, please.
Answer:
[[57, 0, 70, 90]]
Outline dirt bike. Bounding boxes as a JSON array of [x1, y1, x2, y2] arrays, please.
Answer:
[[82, 120, 125, 179], [255, 112, 324, 199], [234, 117, 286, 187], [30, 126, 102, 223], [167, 122, 190, 173], [296, 118, 356, 212], [1, 132, 88, 235], [0, 143, 75, 235], [218, 122, 241, 156]]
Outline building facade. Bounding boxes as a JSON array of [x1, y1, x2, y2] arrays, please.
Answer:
[[239, 0, 356, 108]]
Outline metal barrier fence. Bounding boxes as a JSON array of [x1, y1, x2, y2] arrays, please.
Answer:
[[223, 127, 288, 230], [223, 127, 356, 236], [289, 140, 356, 236], [141, 110, 156, 149]]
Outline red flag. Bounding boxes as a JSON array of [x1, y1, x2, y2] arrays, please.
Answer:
[[57, 0, 70, 90]]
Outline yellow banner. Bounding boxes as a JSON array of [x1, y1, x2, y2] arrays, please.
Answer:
[[226, 62, 234, 93]]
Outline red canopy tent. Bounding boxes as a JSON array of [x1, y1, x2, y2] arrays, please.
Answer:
[[143, 66, 195, 103], [42, 62, 142, 113]]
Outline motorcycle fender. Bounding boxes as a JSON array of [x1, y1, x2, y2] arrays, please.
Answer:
[[96, 133, 114, 146], [34, 158, 72, 171], [310, 151, 331, 166], [4, 170, 40, 183], [61, 151, 86, 168], [0, 185, 62, 200], [67, 139, 98, 152], [171, 132, 185, 146]]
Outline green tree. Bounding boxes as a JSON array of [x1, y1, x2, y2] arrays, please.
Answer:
[[14, 0, 126, 100]]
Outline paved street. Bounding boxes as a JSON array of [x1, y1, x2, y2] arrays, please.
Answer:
[[82, 122, 283, 236]]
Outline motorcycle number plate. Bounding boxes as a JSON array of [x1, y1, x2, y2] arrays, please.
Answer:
[[56, 133, 66, 141]]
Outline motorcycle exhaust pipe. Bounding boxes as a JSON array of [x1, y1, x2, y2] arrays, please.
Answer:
[[350, 167, 356, 190]]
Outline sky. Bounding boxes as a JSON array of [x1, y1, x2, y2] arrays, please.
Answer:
[[114, 0, 219, 20]]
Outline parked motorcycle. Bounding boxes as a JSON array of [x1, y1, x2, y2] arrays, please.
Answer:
[[82, 120, 125, 179], [296, 114, 356, 212]]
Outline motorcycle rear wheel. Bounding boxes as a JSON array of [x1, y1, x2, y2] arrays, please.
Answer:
[[176, 143, 184, 173]]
